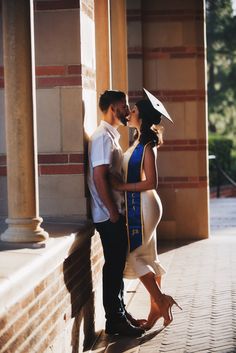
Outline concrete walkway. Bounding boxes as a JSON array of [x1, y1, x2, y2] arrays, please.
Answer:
[[90, 198, 236, 353]]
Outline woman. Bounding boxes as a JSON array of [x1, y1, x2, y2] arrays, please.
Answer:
[[112, 90, 182, 330]]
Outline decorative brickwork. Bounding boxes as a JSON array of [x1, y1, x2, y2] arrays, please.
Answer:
[[127, 8, 204, 22], [0, 153, 85, 176], [158, 176, 207, 189], [35, 0, 80, 11], [0, 65, 97, 89]]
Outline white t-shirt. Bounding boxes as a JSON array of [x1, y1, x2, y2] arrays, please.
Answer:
[[87, 120, 125, 223]]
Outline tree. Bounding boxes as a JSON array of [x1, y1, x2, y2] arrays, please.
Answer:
[[206, 0, 236, 140]]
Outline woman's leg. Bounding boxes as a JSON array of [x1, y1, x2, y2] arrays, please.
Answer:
[[144, 276, 162, 328], [140, 272, 163, 301], [139, 271, 181, 328]]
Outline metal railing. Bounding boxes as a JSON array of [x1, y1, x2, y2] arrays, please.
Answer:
[[209, 155, 236, 197]]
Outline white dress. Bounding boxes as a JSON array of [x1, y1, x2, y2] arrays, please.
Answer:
[[123, 143, 166, 279]]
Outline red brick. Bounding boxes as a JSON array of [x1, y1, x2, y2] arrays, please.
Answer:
[[34, 279, 47, 296], [0, 166, 6, 176], [35, 0, 80, 11], [69, 153, 84, 163], [0, 155, 5, 165], [165, 139, 190, 145], [199, 176, 207, 181], [171, 53, 203, 59], [20, 291, 35, 310], [128, 53, 143, 59], [144, 52, 170, 59], [36, 66, 66, 76], [174, 146, 198, 151], [67, 65, 82, 75], [38, 154, 68, 164], [39, 164, 84, 175], [36, 76, 81, 88], [12, 312, 30, 334], [159, 181, 207, 189], [163, 176, 188, 182], [160, 146, 173, 152], [188, 176, 199, 182], [36, 321, 63, 353], [0, 317, 7, 333], [2, 328, 28, 353]]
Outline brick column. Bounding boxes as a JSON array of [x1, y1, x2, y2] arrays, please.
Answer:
[[142, 0, 209, 240], [1, 0, 48, 242]]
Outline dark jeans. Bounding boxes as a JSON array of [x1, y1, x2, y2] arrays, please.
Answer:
[[95, 214, 128, 323]]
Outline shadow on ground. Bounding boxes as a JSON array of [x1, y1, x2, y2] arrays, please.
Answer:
[[90, 328, 164, 352]]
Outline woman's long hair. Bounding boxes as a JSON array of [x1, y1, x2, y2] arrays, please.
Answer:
[[133, 120, 164, 148], [133, 99, 164, 147]]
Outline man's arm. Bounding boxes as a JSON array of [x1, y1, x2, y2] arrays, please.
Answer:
[[93, 165, 120, 223]]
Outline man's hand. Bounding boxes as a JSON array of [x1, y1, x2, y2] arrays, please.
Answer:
[[109, 211, 120, 223], [93, 165, 120, 221]]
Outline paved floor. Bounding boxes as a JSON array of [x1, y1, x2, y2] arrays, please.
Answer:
[[90, 198, 236, 353]]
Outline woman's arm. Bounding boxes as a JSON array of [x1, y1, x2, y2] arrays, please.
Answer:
[[112, 144, 157, 192]]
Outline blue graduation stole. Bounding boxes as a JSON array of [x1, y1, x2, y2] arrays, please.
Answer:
[[126, 143, 145, 252]]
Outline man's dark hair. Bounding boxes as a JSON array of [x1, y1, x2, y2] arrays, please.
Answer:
[[99, 90, 126, 112]]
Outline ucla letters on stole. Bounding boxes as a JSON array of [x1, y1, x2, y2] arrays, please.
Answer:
[[125, 143, 145, 252]]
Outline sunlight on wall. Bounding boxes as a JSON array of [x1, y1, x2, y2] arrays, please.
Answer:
[[83, 89, 98, 137]]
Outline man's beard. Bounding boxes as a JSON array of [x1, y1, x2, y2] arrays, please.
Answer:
[[116, 109, 128, 126], [119, 116, 128, 126]]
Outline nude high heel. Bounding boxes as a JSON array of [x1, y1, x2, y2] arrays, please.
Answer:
[[142, 295, 182, 330], [141, 314, 161, 330], [140, 305, 161, 330], [160, 294, 182, 327]]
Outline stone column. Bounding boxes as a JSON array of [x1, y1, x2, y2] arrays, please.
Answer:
[[1, 0, 48, 243], [94, 0, 110, 123], [110, 0, 129, 150], [95, 0, 110, 94]]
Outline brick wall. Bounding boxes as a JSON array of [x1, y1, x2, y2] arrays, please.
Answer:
[[0, 231, 104, 353]]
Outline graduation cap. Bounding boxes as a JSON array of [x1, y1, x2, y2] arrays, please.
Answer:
[[143, 88, 173, 123]]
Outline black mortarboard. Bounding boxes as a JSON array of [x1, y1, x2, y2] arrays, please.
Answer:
[[142, 88, 173, 123]]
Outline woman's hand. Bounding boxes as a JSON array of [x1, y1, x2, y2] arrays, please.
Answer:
[[109, 174, 124, 191]]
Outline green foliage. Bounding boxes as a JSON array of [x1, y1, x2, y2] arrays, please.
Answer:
[[231, 149, 236, 180], [206, 0, 236, 139], [208, 135, 233, 186]]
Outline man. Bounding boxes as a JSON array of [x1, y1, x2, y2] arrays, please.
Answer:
[[87, 90, 144, 336]]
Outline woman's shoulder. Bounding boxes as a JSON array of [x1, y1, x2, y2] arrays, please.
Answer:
[[143, 142, 157, 160]]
